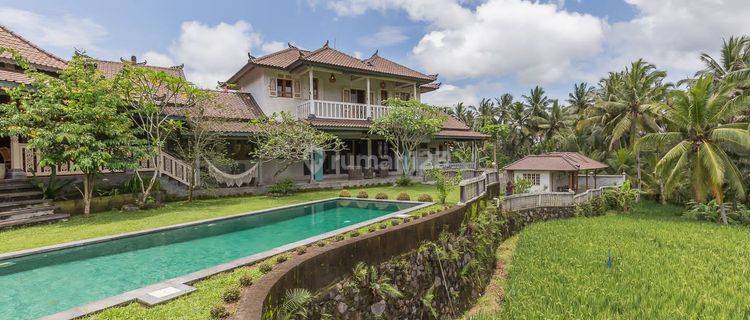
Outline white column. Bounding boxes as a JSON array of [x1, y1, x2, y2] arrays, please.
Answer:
[[412, 83, 417, 100], [308, 68, 315, 117], [366, 77, 372, 119], [367, 139, 372, 169], [9, 136, 25, 179]]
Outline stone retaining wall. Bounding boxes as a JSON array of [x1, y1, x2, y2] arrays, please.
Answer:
[[235, 183, 501, 319]]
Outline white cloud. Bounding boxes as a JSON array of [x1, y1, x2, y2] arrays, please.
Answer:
[[358, 26, 408, 47], [141, 51, 175, 67], [421, 82, 503, 107], [323, 0, 605, 84], [261, 41, 285, 54], [145, 21, 284, 88], [0, 7, 106, 54], [605, 0, 750, 80], [353, 51, 363, 59]]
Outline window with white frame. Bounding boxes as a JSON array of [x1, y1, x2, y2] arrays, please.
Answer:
[[522, 173, 541, 186], [276, 79, 293, 98]]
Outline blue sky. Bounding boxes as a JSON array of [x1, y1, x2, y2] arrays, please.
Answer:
[[1, 0, 748, 106]]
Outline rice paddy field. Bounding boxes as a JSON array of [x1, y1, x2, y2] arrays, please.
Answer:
[[476, 201, 750, 319]]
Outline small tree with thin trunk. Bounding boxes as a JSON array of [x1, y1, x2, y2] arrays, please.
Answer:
[[172, 91, 230, 202], [369, 99, 446, 177], [249, 112, 343, 181], [118, 63, 203, 204], [0, 52, 144, 215]]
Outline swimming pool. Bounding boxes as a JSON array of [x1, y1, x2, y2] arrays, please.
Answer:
[[0, 198, 426, 319]]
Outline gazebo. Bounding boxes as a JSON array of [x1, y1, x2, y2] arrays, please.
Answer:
[[503, 152, 609, 193]]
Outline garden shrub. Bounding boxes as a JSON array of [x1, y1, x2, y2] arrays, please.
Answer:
[[258, 261, 273, 274], [239, 274, 254, 287], [396, 192, 411, 201], [275, 253, 290, 264], [210, 304, 229, 319], [514, 177, 533, 194], [425, 168, 461, 204], [368, 226, 376, 233], [335, 234, 346, 241], [222, 288, 241, 303], [297, 247, 307, 255], [316, 241, 326, 247], [339, 189, 352, 197], [395, 176, 412, 187], [605, 181, 639, 212], [378, 223, 388, 230], [349, 230, 360, 237], [375, 192, 389, 199], [391, 219, 401, 226], [268, 178, 297, 196], [357, 191, 369, 198], [417, 194, 433, 202], [685, 200, 750, 225]]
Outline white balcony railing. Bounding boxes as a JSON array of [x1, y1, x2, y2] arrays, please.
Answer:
[[296, 100, 390, 121]]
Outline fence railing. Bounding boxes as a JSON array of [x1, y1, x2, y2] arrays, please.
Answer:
[[458, 170, 503, 204], [503, 185, 617, 211], [19, 144, 191, 186]]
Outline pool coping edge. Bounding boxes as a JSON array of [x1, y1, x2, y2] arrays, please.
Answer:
[[32, 198, 433, 320]]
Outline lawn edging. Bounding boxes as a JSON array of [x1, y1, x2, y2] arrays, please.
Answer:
[[235, 183, 502, 319]]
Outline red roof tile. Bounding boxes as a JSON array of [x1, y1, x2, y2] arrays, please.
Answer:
[[93, 59, 186, 79], [206, 121, 259, 133], [0, 69, 31, 84], [0, 25, 67, 72], [228, 43, 438, 85], [164, 90, 264, 121], [504, 152, 608, 171]]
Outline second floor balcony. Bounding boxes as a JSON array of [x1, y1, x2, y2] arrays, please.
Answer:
[[296, 100, 391, 121]]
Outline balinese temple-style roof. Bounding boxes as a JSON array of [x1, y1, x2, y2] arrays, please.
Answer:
[[0, 24, 67, 85], [163, 90, 264, 134], [504, 152, 608, 172], [225, 42, 439, 87], [93, 56, 186, 79]]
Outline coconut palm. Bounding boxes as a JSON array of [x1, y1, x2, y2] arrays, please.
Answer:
[[606, 148, 634, 176], [470, 98, 497, 130], [697, 36, 750, 81], [639, 75, 750, 224], [449, 102, 475, 128], [523, 86, 549, 117], [495, 93, 514, 124], [535, 100, 573, 141], [585, 59, 668, 188], [567, 82, 596, 120]]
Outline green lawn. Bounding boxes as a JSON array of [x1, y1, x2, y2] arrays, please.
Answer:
[[483, 201, 750, 319], [0, 183, 452, 254]]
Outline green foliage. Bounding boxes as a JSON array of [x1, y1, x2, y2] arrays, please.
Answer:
[[369, 99, 446, 177], [498, 201, 750, 319], [339, 190, 351, 197], [221, 288, 240, 303], [356, 191, 369, 198], [250, 112, 343, 177], [239, 274, 254, 287], [375, 192, 388, 200], [604, 181, 639, 212], [426, 168, 462, 204], [417, 194, 433, 202], [684, 200, 750, 225], [275, 253, 290, 264], [258, 261, 273, 274], [209, 304, 228, 319], [268, 178, 297, 196], [396, 192, 411, 201], [395, 175, 412, 187], [513, 178, 532, 194], [31, 177, 73, 200], [0, 53, 146, 215], [264, 288, 312, 320]]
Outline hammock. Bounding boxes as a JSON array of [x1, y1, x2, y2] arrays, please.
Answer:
[[204, 158, 258, 187]]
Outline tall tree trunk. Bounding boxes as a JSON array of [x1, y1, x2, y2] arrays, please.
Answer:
[[713, 187, 728, 225], [659, 181, 666, 204], [83, 173, 94, 216], [635, 149, 642, 189]]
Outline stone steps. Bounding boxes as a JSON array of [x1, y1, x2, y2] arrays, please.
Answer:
[[0, 179, 69, 228]]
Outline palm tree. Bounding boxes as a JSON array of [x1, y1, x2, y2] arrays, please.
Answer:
[[639, 75, 750, 224], [567, 82, 595, 120], [535, 100, 573, 141], [523, 86, 549, 117], [606, 148, 634, 176], [450, 102, 475, 128], [470, 98, 497, 130], [697, 36, 750, 81], [587, 59, 668, 188], [495, 93, 514, 124]]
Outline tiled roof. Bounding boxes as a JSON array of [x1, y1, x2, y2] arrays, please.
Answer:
[[0, 69, 31, 84], [420, 83, 441, 93], [205, 121, 259, 133], [229, 43, 438, 85], [436, 129, 488, 139], [0, 25, 67, 72], [164, 90, 264, 121], [93, 59, 186, 79], [504, 152, 608, 171]]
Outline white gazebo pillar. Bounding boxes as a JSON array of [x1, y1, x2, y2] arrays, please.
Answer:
[[308, 68, 315, 117], [9, 136, 26, 179], [366, 77, 372, 119], [412, 83, 417, 100]]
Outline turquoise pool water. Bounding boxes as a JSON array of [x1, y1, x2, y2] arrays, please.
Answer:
[[0, 199, 416, 319]]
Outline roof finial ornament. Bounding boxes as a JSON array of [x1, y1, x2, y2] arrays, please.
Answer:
[[248, 53, 256, 60], [170, 64, 184, 70], [287, 42, 297, 49], [372, 49, 379, 57], [323, 40, 329, 48]]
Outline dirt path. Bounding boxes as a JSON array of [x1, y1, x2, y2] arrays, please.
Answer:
[[461, 235, 519, 319]]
